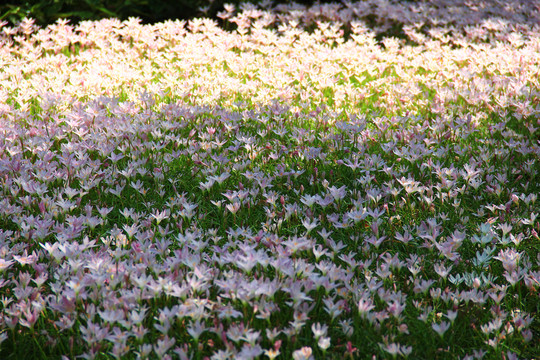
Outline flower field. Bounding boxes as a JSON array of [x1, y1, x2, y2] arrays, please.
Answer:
[[0, 1, 539, 359]]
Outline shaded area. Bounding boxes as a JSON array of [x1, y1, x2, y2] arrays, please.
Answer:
[[1, 0, 538, 33], [2, 0, 323, 27]]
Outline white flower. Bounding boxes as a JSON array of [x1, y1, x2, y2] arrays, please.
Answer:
[[301, 217, 319, 233], [292, 347, 313, 360], [318, 336, 331, 351], [311, 322, 328, 339]]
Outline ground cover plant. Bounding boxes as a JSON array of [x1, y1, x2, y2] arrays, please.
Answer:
[[0, 0, 539, 359]]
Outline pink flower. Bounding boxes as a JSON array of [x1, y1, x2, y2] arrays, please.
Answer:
[[292, 347, 313, 360], [0, 259, 14, 271], [432, 321, 450, 337], [13, 251, 38, 266]]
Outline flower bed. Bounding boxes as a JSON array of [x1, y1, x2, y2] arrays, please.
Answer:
[[0, 1, 538, 359]]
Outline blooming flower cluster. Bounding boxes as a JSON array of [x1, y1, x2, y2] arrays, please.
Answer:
[[0, 1, 538, 359]]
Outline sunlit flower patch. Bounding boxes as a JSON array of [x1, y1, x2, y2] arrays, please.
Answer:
[[0, 1, 538, 359]]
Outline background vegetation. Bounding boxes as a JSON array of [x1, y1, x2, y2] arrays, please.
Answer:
[[2, 0, 340, 27]]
